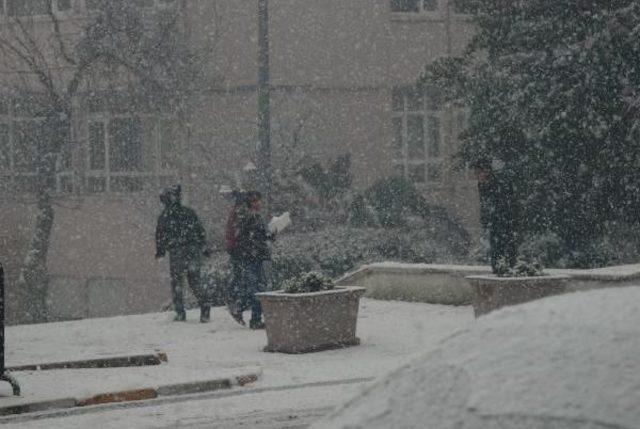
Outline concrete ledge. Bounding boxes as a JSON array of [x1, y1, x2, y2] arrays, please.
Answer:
[[155, 379, 231, 396], [0, 398, 76, 416], [337, 262, 640, 305], [77, 389, 157, 407], [337, 263, 489, 305], [0, 371, 260, 416], [8, 352, 168, 372]]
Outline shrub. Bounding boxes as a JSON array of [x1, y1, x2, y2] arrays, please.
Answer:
[[299, 154, 352, 204], [366, 176, 423, 228], [494, 257, 545, 278], [365, 176, 471, 250], [282, 271, 334, 293], [193, 224, 470, 310], [518, 222, 640, 269]]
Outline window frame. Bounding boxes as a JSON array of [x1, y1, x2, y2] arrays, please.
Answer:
[[85, 110, 178, 195], [391, 87, 445, 186], [449, 0, 477, 17], [0, 95, 74, 195], [1, 0, 74, 18], [85, 0, 175, 13], [390, 0, 444, 17]]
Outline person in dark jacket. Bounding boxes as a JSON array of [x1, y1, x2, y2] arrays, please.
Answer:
[[156, 185, 212, 322], [236, 191, 274, 329], [477, 163, 518, 273], [224, 190, 247, 326]]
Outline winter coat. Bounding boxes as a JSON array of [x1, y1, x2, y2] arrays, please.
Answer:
[[225, 205, 241, 257], [478, 172, 517, 232], [156, 203, 207, 259], [236, 207, 272, 262]]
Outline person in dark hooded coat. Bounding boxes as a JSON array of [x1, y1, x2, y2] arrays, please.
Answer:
[[476, 163, 518, 273], [155, 185, 212, 322], [235, 191, 274, 329]]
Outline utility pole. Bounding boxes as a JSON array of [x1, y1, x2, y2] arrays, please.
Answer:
[[257, 0, 272, 211]]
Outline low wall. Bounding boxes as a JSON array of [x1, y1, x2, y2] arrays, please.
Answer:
[[337, 262, 640, 305]]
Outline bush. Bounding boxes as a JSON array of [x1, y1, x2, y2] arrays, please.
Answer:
[[299, 154, 352, 204], [366, 176, 423, 228], [194, 224, 471, 310], [282, 271, 334, 293], [365, 176, 471, 250], [518, 222, 640, 269], [494, 257, 544, 278]]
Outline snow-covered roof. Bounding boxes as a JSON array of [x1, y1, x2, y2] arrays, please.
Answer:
[[313, 287, 640, 429]]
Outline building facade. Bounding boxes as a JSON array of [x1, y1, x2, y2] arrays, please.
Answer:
[[0, 0, 477, 323]]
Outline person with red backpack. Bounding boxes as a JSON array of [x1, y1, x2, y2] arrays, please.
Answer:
[[225, 190, 247, 325]]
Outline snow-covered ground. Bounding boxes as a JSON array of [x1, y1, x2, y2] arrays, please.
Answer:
[[0, 298, 473, 428], [314, 287, 640, 429]]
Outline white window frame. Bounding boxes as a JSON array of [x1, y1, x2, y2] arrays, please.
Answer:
[[449, 0, 476, 17], [84, 0, 175, 13], [0, 97, 73, 194], [85, 111, 178, 194], [392, 87, 445, 185], [0, 0, 74, 18], [390, 0, 444, 16]]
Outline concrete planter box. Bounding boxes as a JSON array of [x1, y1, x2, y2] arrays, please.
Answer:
[[466, 275, 569, 317], [256, 286, 366, 354]]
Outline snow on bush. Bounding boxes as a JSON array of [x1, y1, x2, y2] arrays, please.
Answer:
[[282, 271, 334, 293], [193, 225, 468, 308]]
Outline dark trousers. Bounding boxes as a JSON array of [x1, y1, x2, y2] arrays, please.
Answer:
[[229, 257, 265, 322], [228, 254, 243, 308], [489, 223, 517, 274], [169, 250, 208, 315], [243, 261, 265, 323]]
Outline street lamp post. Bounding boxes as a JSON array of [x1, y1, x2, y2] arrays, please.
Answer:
[[257, 0, 272, 212]]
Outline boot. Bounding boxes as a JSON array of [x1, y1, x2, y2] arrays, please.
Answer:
[[174, 310, 186, 322], [200, 306, 211, 323], [231, 311, 245, 326], [227, 301, 246, 326], [249, 318, 265, 330]]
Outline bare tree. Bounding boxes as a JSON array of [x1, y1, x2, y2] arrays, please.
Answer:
[[0, 1, 214, 323]]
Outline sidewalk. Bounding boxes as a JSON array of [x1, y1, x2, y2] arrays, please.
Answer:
[[1, 299, 473, 420]]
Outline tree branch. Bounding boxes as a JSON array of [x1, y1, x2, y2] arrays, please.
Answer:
[[48, 7, 77, 66]]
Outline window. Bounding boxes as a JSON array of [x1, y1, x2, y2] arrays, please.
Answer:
[[57, 0, 71, 12], [3, 0, 72, 17], [86, 93, 177, 193], [391, 87, 444, 184], [0, 94, 73, 194], [451, 0, 478, 15], [86, 0, 174, 11], [391, 0, 439, 13]]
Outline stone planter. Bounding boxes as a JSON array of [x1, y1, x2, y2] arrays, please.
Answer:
[[466, 275, 569, 317], [256, 286, 366, 353]]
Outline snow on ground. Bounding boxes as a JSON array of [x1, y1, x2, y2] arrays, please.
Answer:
[[2, 381, 364, 429], [1, 298, 473, 427], [313, 287, 640, 429]]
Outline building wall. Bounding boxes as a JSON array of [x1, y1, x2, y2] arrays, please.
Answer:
[[0, 0, 480, 324]]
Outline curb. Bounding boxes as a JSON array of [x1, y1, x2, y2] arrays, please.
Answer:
[[0, 372, 260, 416], [0, 398, 76, 416], [8, 353, 168, 372]]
